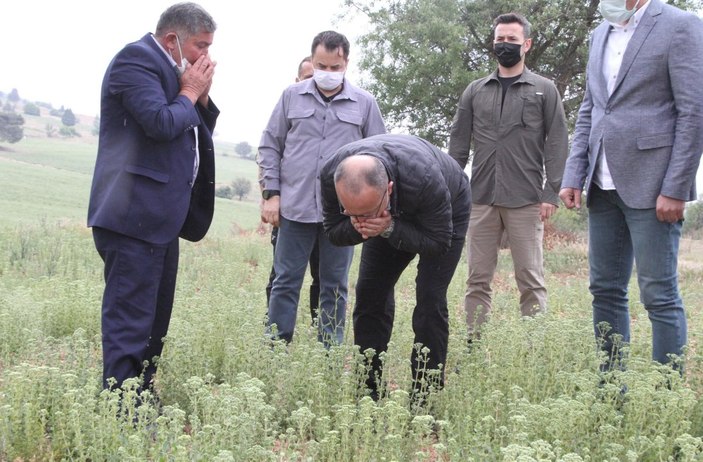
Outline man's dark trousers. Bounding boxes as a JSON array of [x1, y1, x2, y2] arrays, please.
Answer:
[[353, 199, 470, 400], [93, 227, 179, 391]]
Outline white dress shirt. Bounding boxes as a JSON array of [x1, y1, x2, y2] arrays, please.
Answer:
[[596, 0, 651, 190], [151, 34, 200, 185]]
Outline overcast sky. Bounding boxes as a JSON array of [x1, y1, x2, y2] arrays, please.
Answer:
[[0, 0, 364, 146]]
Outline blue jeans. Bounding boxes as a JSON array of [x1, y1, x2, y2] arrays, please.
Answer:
[[267, 217, 354, 347], [266, 226, 320, 321], [588, 186, 686, 369]]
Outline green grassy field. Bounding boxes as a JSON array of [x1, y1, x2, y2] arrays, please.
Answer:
[[0, 114, 262, 234], [2, 116, 703, 460]]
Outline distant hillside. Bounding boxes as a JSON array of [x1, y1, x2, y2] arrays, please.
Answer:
[[0, 99, 262, 235]]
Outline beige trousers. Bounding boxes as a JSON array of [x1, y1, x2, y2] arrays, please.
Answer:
[[464, 203, 547, 334]]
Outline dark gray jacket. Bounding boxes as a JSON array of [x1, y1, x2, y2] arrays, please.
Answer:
[[448, 67, 567, 207], [321, 134, 470, 256]]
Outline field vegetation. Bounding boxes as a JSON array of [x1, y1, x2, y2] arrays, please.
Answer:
[[1, 110, 703, 460]]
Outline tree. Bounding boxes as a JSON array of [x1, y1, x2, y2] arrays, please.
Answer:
[[23, 102, 40, 116], [61, 108, 77, 127], [7, 88, 20, 104], [231, 177, 252, 201], [234, 141, 254, 160], [345, 0, 702, 147], [92, 115, 100, 136], [0, 112, 25, 143]]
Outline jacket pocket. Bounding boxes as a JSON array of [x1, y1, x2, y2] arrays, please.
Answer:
[[520, 96, 543, 130], [125, 165, 170, 183], [636, 133, 674, 150]]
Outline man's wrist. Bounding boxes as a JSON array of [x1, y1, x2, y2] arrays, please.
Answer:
[[380, 218, 395, 238], [179, 87, 200, 105], [262, 189, 280, 200]]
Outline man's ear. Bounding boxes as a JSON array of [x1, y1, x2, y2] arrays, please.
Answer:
[[164, 32, 178, 52], [388, 181, 394, 196], [523, 37, 533, 53]]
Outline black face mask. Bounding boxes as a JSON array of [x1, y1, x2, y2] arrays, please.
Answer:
[[493, 42, 523, 68]]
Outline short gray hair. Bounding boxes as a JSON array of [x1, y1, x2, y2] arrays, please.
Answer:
[[155, 2, 216, 40]]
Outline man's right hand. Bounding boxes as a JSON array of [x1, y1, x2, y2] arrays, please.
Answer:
[[261, 196, 281, 227], [179, 55, 215, 105], [559, 187, 582, 209]]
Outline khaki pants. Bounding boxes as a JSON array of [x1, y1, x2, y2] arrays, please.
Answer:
[[464, 203, 547, 334]]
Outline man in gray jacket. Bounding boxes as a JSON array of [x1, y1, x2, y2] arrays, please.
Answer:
[[258, 31, 386, 348], [321, 134, 471, 403], [560, 0, 703, 372]]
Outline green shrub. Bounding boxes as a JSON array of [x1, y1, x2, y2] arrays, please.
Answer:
[[23, 102, 40, 116], [215, 185, 234, 199], [683, 200, 703, 238], [551, 203, 588, 237], [59, 126, 80, 138]]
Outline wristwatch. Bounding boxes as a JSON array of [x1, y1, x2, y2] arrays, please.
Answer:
[[262, 189, 280, 200], [380, 218, 395, 238]]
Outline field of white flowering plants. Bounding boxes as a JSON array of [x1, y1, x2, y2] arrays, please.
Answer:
[[1, 220, 703, 461]]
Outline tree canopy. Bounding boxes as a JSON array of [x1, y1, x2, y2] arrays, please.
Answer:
[[7, 88, 20, 104], [231, 177, 252, 201], [235, 141, 254, 160], [0, 112, 25, 143], [23, 102, 40, 116], [346, 0, 702, 147], [61, 109, 77, 127]]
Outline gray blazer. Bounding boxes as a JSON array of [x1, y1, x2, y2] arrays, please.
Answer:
[[562, 0, 703, 208]]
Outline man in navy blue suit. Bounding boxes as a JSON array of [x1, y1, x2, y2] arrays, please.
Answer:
[[88, 2, 219, 392]]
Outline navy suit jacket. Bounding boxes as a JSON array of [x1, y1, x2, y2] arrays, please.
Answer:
[[562, 0, 703, 208], [88, 33, 218, 244]]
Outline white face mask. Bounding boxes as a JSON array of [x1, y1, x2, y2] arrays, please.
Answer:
[[174, 35, 188, 75], [599, 0, 638, 24], [313, 69, 344, 91]]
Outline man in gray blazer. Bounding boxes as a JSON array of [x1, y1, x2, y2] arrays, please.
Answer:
[[560, 0, 703, 372]]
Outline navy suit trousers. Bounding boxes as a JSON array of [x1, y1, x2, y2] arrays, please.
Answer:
[[93, 227, 179, 391]]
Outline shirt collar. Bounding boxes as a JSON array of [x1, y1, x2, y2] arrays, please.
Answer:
[[609, 0, 651, 30], [151, 33, 178, 68], [299, 77, 356, 102], [487, 67, 537, 86]]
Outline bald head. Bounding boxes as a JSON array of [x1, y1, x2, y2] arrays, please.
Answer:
[[334, 155, 391, 219], [334, 155, 387, 196]]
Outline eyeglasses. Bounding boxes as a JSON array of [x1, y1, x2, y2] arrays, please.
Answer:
[[340, 190, 388, 219]]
